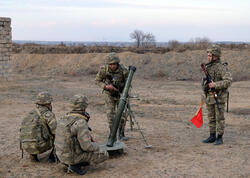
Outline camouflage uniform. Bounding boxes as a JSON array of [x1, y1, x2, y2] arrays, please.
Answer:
[[95, 53, 129, 139], [55, 95, 108, 168], [20, 92, 57, 161], [202, 45, 232, 144]]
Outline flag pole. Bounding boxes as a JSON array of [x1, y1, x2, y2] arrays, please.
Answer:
[[196, 100, 204, 115]]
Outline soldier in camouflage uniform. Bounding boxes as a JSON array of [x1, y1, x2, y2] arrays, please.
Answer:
[[20, 92, 57, 162], [95, 53, 129, 141], [202, 45, 232, 145], [55, 95, 109, 175]]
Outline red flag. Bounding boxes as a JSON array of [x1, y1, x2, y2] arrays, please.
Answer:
[[191, 108, 203, 128]]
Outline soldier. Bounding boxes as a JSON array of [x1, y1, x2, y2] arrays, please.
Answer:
[[202, 45, 232, 145], [20, 91, 57, 162], [95, 52, 129, 141], [55, 95, 109, 175]]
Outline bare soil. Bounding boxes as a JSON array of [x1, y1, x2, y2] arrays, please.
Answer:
[[0, 52, 250, 177], [0, 73, 250, 178]]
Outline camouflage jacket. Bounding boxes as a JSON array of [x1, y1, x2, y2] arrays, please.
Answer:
[[95, 64, 129, 97], [202, 60, 232, 104], [55, 111, 99, 165]]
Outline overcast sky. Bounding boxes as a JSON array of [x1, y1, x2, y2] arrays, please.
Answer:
[[1, 0, 250, 42]]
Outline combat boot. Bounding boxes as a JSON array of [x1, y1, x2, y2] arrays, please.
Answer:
[[30, 154, 39, 162], [48, 150, 58, 163], [68, 164, 86, 175], [214, 135, 223, 145], [118, 128, 128, 141], [202, 133, 216, 143]]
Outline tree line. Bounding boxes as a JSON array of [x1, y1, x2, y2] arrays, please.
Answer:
[[12, 30, 250, 54]]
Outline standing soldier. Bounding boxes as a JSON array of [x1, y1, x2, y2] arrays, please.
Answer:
[[55, 95, 109, 175], [202, 45, 232, 145], [95, 53, 129, 141], [20, 92, 57, 162]]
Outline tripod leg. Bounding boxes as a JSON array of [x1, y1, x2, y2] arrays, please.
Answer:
[[129, 113, 134, 131], [226, 92, 229, 112], [127, 101, 134, 131], [128, 102, 151, 148]]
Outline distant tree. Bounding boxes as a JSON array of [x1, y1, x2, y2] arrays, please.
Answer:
[[190, 37, 211, 49], [130, 30, 144, 48], [59, 41, 66, 47], [142, 33, 156, 48], [168, 40, 180, 49], [130, 30, 156, 48]]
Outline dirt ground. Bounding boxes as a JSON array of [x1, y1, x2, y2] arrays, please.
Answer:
[[0, 72, 249, 178]]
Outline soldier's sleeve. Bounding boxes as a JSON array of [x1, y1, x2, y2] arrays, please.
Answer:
[[201, 77, 209, 92], [72, 120, 99, 152], [43, 111, 57, 135], [214, 64, 232, 90], [95, 66, 106, 90]]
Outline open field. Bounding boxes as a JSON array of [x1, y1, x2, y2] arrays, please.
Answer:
[[0, 71, 250, 177]]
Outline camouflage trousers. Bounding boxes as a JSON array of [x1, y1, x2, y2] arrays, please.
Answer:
[[105, 95, 126, 130], [22, 138, 53, 155], [206, 103, 225, 135], [74, 151, 109, 165]]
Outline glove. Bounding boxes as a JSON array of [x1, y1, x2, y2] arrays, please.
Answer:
[[90, 135, 96, 142], [105, 84, 118, 91]]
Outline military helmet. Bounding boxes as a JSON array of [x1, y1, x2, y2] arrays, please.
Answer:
[[70, 94, 88, 111], [105, 52, 120, 64], [36, 92, 53, 105], [207, 44, 221, 57]]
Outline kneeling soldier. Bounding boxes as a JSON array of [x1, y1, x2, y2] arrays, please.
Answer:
[[55, 95, 109, 175], [20, 92, 57, 162]]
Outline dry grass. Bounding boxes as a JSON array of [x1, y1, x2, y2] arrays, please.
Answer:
[[12, 42, 250, 54], [11, 50, 250, 81]]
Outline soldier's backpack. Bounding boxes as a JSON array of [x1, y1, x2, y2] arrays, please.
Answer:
[[55, 113, 88, 165], [20, 109, 52, 156]]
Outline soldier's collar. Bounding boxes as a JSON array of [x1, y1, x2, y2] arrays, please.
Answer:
[[68, 111, 88, 121], [212, 58, 220, 63]]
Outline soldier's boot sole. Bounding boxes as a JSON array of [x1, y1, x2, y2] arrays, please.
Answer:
[[120, 136, 129, 141]]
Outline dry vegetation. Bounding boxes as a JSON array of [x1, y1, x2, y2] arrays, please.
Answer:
[[12, 41, 250, 54], [11, 50, 250, 81]]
